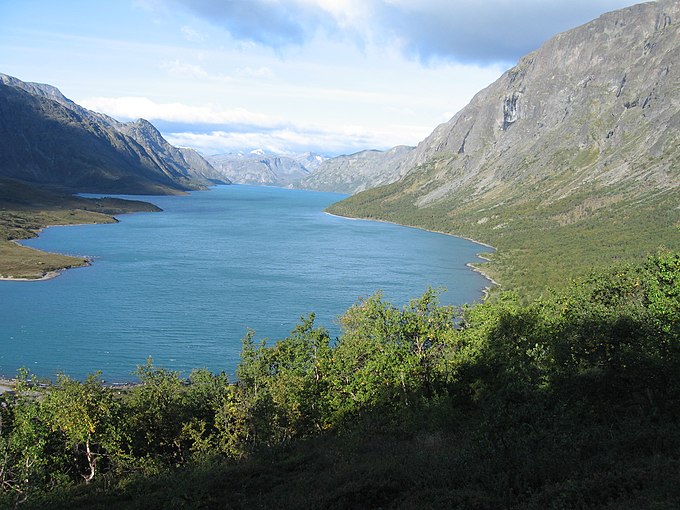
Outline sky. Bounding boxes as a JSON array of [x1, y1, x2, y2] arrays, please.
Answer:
[[0, 0, 644, 157]]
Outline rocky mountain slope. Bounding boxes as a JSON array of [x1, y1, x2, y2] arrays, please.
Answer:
[[399, 0, 680, 207], [298, 146, 415, 194], [117, 118, 229, 186], [207, 150, 325, 187], [0, 73, 228, 194], [329, 0, 680, 295], [178, 147, 231, 185]]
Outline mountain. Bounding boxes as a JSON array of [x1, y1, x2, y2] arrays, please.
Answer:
[[290, 151, 327, 170], [177, 146, 230, 185], [298, 146, 415, 194], [117, 119, 229, 186], [0, 73, 229, 194], [206, 150, 325, 187], [329, 0, 680, 296]]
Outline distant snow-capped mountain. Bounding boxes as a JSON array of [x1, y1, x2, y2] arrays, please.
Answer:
[[206, 150, 327, 187]]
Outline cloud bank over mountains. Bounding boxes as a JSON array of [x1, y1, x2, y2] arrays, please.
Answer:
[[2, 1, 641, 156], [124, 0, 641, 154], [164, 0, 639, 65]]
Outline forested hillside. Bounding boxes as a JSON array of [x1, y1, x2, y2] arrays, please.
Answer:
[[2, 251, 678, 508]]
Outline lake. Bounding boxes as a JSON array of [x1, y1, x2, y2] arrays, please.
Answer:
[[0, 185, 491, 381]]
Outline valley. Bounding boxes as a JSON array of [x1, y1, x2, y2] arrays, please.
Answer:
[[0, 0, 679, 507]]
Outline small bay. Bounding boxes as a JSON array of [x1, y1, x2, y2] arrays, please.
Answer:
[[0, 185, 491, 381]]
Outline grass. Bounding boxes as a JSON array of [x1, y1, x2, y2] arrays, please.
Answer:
[[0, 241, 90, 280], [0, 178, 161, 279], [327, 173, 679, 299]]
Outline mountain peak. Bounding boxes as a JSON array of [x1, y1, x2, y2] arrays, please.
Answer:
[[206, 150, 326, 186], [402, 0, 680, 205], [0, 73, 229, 193], [0, 73, 71, 105]]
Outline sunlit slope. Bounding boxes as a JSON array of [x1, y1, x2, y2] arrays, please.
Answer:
[[329, 0, 680, 297]]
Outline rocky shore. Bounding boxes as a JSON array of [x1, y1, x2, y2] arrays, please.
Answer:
[[0, 377, 16, 394]]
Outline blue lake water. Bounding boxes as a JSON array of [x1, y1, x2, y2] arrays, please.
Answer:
[[0, 185, 491, 381]]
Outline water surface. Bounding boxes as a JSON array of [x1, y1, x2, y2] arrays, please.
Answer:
[[0, 185, 490, 381]]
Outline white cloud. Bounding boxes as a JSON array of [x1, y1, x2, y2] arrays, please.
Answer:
[[160, 59, 212, 79], [79, 95, 430, 155], [162, 0, 641, 65], [304, 0, 371, 30], [165, 124, 414, 156], [180, 25, 205, 43], [235, 66, 275, 79], [80, 96, 285, 127]]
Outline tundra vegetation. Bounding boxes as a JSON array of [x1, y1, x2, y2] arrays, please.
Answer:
[[327, 161, 680, 300], [0, 179, 161, 279], [1, 251, 678, 508]]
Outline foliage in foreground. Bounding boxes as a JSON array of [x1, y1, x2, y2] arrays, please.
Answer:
[[1, 251, 678, 508]]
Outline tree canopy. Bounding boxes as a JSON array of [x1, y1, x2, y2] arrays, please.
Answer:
[[1, 251, 678, 508]]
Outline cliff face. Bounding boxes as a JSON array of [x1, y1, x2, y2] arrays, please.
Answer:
[[0, 74, 227, 194], [329, 0, 679, 295], [398, 0, 679, 208]]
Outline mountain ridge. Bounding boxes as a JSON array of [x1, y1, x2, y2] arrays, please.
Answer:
[[0, 73, 229, 194], [402, 0, 679, 205], [328, 0, 680, 296], [298, 145, 416, 194], [0, 72, 230, 278], [206, 150, 325, 187]]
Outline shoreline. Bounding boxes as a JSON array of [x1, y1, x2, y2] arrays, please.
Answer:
[[0, 269, 65, 282], [324, 211, 500, 295], [0, 217, 118, 282], [0, 191, 167, 282], [0, 376, 143, 394], [0, 238, 92, 281], [0, 377, 17, 394], [1, 201, 500, 387]]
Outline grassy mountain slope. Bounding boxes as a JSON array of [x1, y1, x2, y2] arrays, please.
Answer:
[[329, 0, 680, 298]]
